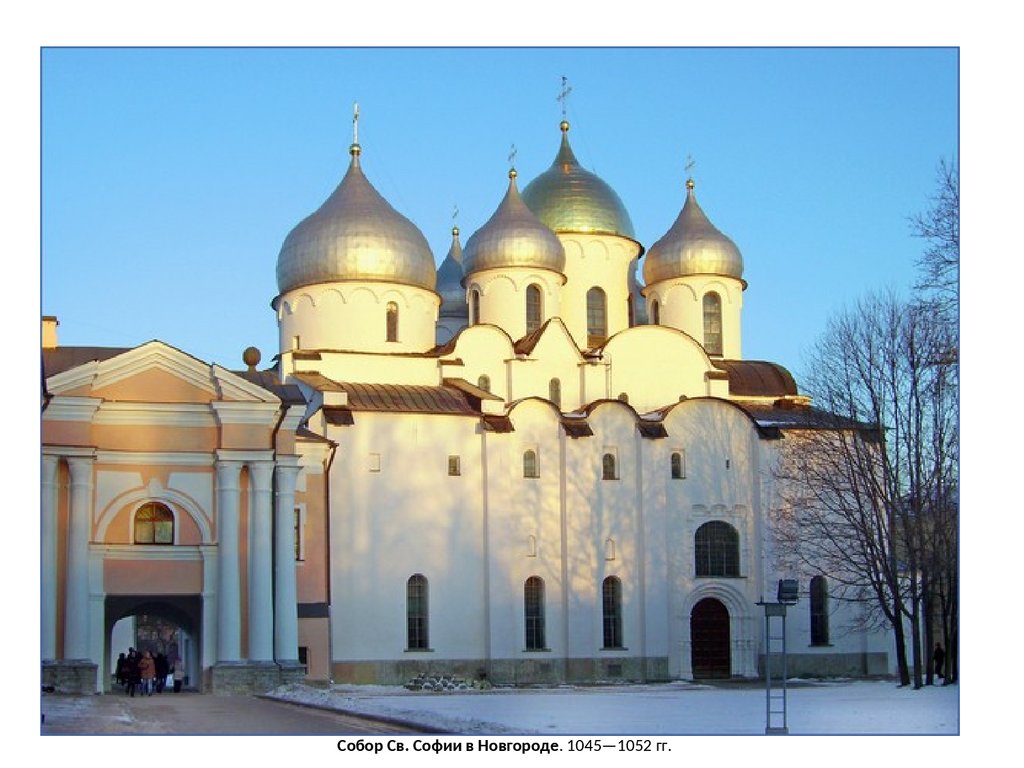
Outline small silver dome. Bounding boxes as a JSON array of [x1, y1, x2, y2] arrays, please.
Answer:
[[462, 170, 566, 277], [276, 144, 436, 295], [521, 121, 636, 239], [643, 179, 744, 285], [437, 226, 468, 318]]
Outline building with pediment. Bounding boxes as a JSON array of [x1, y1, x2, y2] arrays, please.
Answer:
[[41, 115, 894, 693]]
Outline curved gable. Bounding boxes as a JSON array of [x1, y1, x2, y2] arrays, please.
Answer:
[[602, 325, 718, 411]]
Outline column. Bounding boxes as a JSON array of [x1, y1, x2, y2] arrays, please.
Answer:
[[216, 460, 242, 662], [248, 461, 275, 661], [41, 454, 59, 661], [64, 455, 94, 659], [273, 460, 302, 662]]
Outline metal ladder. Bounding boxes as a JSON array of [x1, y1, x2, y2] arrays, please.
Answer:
[[763, 604, 789, 734]]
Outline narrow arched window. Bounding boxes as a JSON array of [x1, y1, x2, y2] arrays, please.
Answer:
[[470, 289, 481, 325], [586, 287, 607, 347], [810, 575, 830, 645], [524, 576, 546, 650], [526, 283, 543, 333], [651, 299, 661, 326], [548, 378, 561, 409], [671, 451, 685, 479], [627, 295, 636, 328], [477, 374, 491, 392], [134, 502, 174, 545], [602, 576, 623, 649], [386, 302, 399, 342], [602, 452, 617, 480], [694, 521, 740, 577], [703, 292, 723, 356], [523, 449, 539, 479], [406, 574, 429, 650]]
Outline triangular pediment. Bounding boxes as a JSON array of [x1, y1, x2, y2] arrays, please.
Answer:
[[515, 317, 584, 363], [45, 341, 278, 404]]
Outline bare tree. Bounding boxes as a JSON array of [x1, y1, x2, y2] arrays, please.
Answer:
[[771, 291, 956, 688], [910, 157, 960, 685], [911, 158, 959, 329]]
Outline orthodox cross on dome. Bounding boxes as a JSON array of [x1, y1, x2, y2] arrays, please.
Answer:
[[557, 75, 573, 120], [453, 204, 459, 223], [685, 154, 696, 190], [352, 102, 360, 144], [508, 143, 518, 172]]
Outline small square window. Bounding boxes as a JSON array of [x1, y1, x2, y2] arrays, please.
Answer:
[[368, 453, 381, 472], [448, 455, 461, 476]]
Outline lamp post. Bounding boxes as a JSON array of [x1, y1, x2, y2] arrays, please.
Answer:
[[758, 579, 798, 734]]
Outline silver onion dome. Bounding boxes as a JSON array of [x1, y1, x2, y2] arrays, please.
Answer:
[[462, 169, 566, 277], [521, 121, 636, 239], [437, 226, 468, 318], [276, 143, 436, 295], [643, 178, 744, 285]]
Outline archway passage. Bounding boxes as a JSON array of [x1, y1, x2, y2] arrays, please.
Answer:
[[106, 595, 202, 692], [690, 597, 730, 678]]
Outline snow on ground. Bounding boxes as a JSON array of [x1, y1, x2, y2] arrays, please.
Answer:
[[267, 678, 959, 736]]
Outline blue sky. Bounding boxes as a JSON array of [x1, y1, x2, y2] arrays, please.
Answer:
[[40, 46, 957, 382]]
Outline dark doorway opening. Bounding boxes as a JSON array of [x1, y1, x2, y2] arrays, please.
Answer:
[[690, 597, 731, 678], [105, 595, 202, 692]]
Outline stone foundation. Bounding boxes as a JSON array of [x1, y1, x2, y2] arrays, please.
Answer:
[[332, 655, 672, 687], [210, 661, 307, 694], [42, 660, 99, 694], [760, 651, 890, 678]]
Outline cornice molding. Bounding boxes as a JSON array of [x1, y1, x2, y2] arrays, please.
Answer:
[[93, 402, 217, 428], [211, 400, 282, 426], [95, 543, 208, 562], [42, 396, 103, 422], [94, 450, 215, 467]]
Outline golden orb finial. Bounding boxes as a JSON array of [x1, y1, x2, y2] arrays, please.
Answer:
[[686, 177, 695, 191], [242, 346, 261, 370]]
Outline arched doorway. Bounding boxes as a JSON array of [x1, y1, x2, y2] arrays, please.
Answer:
[[690, 597, 730, 678], [106, 596, 202, 692]]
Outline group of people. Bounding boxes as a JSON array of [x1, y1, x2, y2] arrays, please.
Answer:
[[114, 648, 184, 696]]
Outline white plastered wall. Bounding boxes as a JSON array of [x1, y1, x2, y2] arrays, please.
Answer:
[[276, 281, 440, 354], [645, 276, 744, 359], [558, 234, 642, 350]]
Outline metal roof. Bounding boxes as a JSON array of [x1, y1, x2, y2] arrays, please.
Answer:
[[713, 360, 798, 397]]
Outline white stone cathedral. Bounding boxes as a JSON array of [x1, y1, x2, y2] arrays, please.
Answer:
[[41, 109, 894, 694]]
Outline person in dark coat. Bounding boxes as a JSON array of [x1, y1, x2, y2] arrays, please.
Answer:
[[115, 653, 128, 688], [155, 653, 168, 693], [933, 642, 946, 680], [125, 649, 141, 697]]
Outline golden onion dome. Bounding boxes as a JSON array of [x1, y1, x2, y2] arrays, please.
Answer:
[[521, 121, 636, 239], [643, 178, 744, 285], [462, 169, 566, 278], [276, 142, 436, 295], [436, 226, 468, 318]]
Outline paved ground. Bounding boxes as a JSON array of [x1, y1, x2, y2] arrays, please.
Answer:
[[41, 691, 429, 735]]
